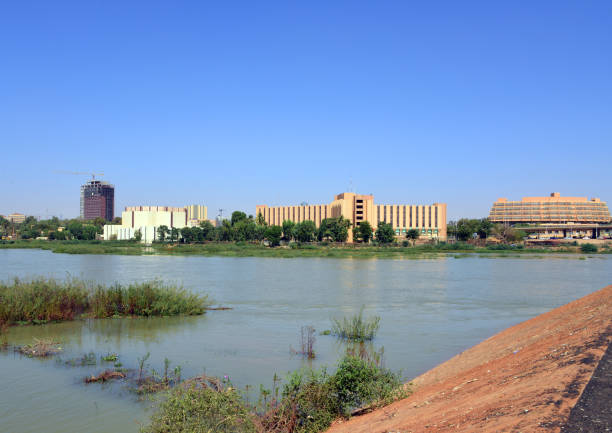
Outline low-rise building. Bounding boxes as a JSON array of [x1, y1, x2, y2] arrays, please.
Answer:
[[256, 192, 447, 242]]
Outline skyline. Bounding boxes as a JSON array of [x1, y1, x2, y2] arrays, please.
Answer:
[[2, 1, 611, 220]]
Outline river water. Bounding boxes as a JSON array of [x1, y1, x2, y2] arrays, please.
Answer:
[[0, 249, 610, 433]]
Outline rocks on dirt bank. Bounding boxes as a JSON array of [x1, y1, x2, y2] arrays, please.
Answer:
[[326, 285, 612, 433]]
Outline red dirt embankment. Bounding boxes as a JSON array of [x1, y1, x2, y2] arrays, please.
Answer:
[[327, 285, 612, 433]]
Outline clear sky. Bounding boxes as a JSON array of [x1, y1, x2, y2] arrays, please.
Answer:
[[1, 1, 611, 221]]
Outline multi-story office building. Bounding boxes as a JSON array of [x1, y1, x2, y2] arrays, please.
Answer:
[[256, 192, 447, 242], [489, 192, 610, 225], [103, 204, 208, 243], [6, 213, 26, 224], [80, 180, 115, 221]]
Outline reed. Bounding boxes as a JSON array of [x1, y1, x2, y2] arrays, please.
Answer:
[[0, 277, 210, 326], [331, 306, 380, 342]]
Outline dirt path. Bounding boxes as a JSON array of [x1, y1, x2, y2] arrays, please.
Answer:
[[327, 285, 612, 433]]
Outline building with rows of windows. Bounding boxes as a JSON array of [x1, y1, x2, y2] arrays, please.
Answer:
[[489, 192, 610, 225], [256, 192, 447, 242]]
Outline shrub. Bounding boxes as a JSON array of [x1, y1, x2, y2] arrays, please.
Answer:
[[331, 306, 380, 342], [330, 356, 404, 416], [142, 385, 257, 433], [580, 243, 598, 253]]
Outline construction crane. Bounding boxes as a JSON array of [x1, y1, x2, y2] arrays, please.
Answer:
[[55, 171, 105, 181]]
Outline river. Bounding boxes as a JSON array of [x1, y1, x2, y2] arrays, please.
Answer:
[[0, 249, 610, 433]]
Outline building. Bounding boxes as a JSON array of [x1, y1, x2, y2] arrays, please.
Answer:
[[256, 192, 447, 242], [80, 180, 115, 221], [103, 204, 208, 243], [489, 192, 611, 225], [6, 213, 26, 224]]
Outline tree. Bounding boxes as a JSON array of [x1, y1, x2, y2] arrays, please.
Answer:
[[170, 227, 180, 242], [476, 218, 493, 239], [134, 229, 142, 242], [232, 219, 256, 242], [406, 228, 420, 246], [254, 225, 266, 242], [82, 225, 98, 240], [199, 221, 215, 241], [111, 217, 122, 225], [265, 225, 282, 247], [256, 212, 267, 226], [492, 224, 526, 243], [218, 220, 232, 241], [231, 211, 247, 226], [354, 221, 373, 243], [66, 221, 84, 240], [180, 227, 195, 243], [282, 220, 295, 241], [456, 219, 479, 241], [157, 225, 169, 241], [375, 222, 395, 244], [294, 220, 317, 242]]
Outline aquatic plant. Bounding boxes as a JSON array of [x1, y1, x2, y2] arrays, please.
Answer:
[[0, 277, 210, 326], [17, 338, 63, 358], [291, 325, 316, 359], [331, 306, 380, 342]]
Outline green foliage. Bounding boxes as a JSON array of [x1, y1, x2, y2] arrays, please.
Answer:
[[263, 355, 406, 433], [157, 225, 169, 241], [294, 220, 317, 243], [133, 229, 142, 242], [318, 217, 351, 242], [330, 356, 404, 416], [375, 223, 395, 244], [266, 225, 283, 247], [354, 221, 373, 243], [282, 220, 296, 241], [580, 243, 598, 253], [331, 307, 380, 342], [405, 229, 419, 244], [0, 278, 210, 325], [231, 211, 248, 226], [142, 385, 257, 433]]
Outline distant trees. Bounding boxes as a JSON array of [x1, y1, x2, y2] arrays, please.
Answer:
[[282, 220, 295, 241], [265, 225, 282, 247], [375, 223, 395, 244], [157, 225, 169, 241], [318, 217, 351, 242], [354, 221, 373, 243], [406, 228, 420, 245]]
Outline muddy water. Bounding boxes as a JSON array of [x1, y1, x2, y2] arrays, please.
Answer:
[[1, 249, 610, 433]]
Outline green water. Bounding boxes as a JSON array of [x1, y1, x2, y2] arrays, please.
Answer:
[[1, 249, 610, 433]]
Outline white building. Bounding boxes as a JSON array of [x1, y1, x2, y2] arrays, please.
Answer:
[[103, 205, 207, 243]]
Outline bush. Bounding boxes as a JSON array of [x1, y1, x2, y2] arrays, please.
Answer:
[[580, 243, 598, 253], [142, 385, 257, 433], [330, 356, 404, 416]]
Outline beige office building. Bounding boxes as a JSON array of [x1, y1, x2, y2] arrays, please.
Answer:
[[256, 192, 447, 242], [489, 193, 610, 224]]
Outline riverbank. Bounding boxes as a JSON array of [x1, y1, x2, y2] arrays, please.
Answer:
[[326, 285, 612, 433], [1, 239, 609, 258]]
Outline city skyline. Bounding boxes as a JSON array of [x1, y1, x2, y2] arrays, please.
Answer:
[[2, 1, 611, 220]]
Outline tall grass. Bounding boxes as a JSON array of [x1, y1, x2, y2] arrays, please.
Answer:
[[331, 307, 380, 342], [0, 277, 210, 325]]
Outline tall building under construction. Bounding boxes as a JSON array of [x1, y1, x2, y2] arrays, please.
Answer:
[[80, 180, 115, 221]]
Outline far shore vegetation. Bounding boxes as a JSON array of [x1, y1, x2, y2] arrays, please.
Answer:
[[1, 213, 610, 258], [0, 277, 210, 327]]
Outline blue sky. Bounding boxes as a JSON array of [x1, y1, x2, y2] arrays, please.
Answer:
[[1, 1, 611, 220]]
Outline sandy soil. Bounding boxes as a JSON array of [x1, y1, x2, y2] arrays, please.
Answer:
[[327, 285, 612, 433]]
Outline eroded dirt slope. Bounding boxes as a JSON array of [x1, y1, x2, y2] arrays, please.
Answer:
[[327, 285, 612, 433]]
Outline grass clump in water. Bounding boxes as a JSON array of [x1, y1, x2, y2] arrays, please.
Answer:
[[17, 338, 63, 357], [331, 306, 380, 342], [0, 277, 210, 326]]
